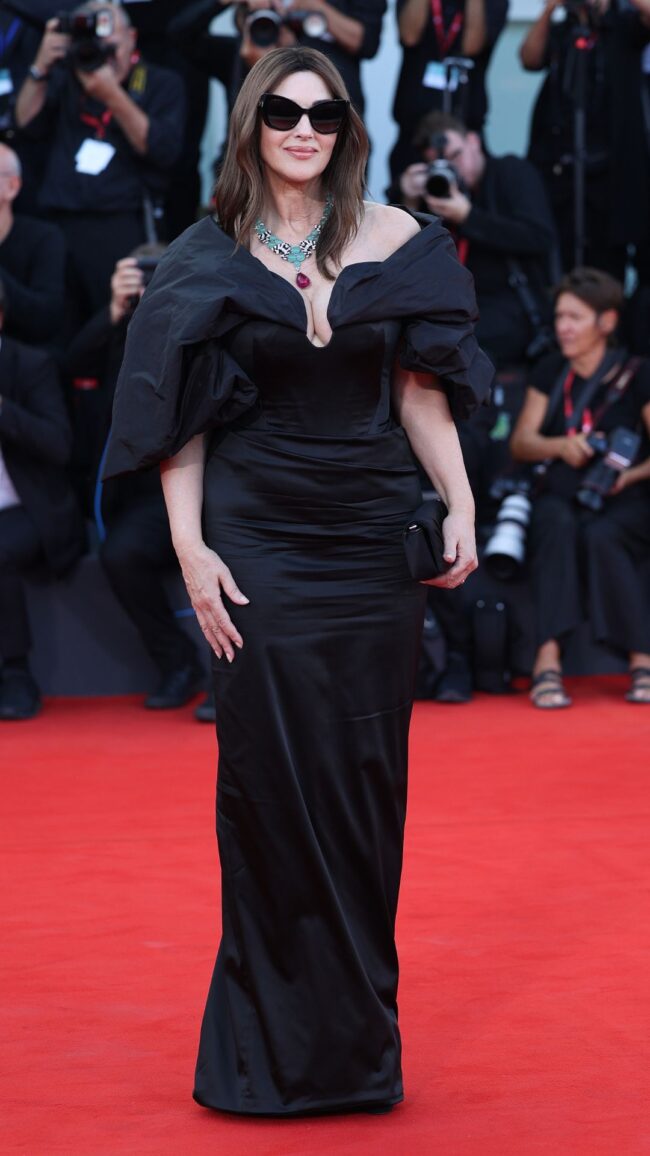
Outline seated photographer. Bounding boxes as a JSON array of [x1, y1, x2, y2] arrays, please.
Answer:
[[65, 252, 207, 713], [0, 143, 64, 347], [0, 281, 85, 721], [510, 267, 650, 708], [14, 2, 186, 330], [394, 111, 557, 369], [390, 0, 507, 183], [520, 0, 650, 278]]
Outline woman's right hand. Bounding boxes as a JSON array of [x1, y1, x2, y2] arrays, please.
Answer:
[[558, 433, 595, 469], [177, 543, 249, 661]]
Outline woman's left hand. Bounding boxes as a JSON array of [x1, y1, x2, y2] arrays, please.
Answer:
[[422, 510, 478, 589]]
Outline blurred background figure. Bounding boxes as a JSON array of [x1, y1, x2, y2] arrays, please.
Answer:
[[0, 279, 84, 720]]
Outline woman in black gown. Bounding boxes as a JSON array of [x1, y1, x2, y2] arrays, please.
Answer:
[[104, 46, 492, 1116]]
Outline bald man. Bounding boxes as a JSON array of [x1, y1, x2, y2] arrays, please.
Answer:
[[0, 143, 65, 345], [15, 2, 186, 329]]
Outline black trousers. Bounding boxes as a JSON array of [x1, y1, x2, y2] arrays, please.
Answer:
[[99, 494, 199, 675], [0, 506, 43, 660], [529, 489, 650, 655]]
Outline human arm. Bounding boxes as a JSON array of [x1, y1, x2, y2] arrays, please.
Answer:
[[159, 434, 250, 660], [75, 66, 150, 155], [510, 386, 595, 467], [14, 18, 69, 129], [398, 0, 487, 53], [392, 365, 478, 588], [425, 158, 557, 254], [519, 0, 561, 71], [284, 0, 376, 56]]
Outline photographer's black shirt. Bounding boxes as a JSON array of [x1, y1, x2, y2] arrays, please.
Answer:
[[529, 350, 650, 498], [25, 60, 185, 213], [392, 0, 507, 134]]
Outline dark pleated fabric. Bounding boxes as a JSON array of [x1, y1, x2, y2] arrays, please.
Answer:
[[100, 213, 493, 1115]]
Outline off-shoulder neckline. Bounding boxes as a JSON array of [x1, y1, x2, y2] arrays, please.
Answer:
[[206, 210, 438, 349]]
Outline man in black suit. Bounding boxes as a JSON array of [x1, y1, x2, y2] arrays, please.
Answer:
[[0, 281, 84, 719]]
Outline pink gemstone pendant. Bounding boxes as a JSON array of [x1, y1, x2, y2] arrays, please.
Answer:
[[296, 272, 311, 290]]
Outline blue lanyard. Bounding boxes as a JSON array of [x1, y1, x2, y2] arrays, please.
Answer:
[[0, 18, 20, 61]]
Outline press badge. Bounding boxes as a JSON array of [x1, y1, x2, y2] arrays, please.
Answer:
[[75, 138, 116, 175], [422, 61, 458, 91], [0, 69, 13, 98]]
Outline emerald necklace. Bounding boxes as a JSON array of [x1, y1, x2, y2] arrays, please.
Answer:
[[254, 194, 333, 289]]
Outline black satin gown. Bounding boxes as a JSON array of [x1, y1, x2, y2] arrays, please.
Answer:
[[102, 212, 493, 1116]]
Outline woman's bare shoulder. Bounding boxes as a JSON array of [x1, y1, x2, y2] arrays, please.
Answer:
[[360, 202, 422, 258]]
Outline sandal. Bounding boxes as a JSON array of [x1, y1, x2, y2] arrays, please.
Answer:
[[530, 669, 572, 710], [625, 666, 650, 704]]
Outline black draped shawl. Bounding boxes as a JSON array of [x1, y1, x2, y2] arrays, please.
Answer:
[[102, 211, 493, 478]]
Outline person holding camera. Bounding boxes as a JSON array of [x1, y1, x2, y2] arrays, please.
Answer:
[[389, 0, 507, 183], [65, 250, 207, 712], [14, 2, 186, 331], [510, 267, 650, 708], [395, 111, 557, 368], [0, 278, 85, 720], [520, 0, 650, 278]]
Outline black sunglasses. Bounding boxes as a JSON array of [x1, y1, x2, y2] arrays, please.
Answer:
[[258, 93, 349, 135]]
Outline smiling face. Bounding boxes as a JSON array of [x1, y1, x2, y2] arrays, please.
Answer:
[[259, 70, 339, 189]]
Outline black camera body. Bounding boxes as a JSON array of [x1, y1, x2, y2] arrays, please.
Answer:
[[57, 9, 116, 73], [576, 427, 641, 511], [425, 160, 458, 199], [246, 8, 327, 48]]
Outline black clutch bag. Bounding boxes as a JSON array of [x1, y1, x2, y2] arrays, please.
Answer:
[[403, 497, 451, 581]]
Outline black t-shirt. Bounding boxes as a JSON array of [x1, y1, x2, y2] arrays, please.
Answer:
[[392, 0, 507, 133], [528, 350, 650, 498], [25, 59, 186, 213]]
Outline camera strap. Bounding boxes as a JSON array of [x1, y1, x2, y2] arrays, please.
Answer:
[[544, 350, 638, 437]]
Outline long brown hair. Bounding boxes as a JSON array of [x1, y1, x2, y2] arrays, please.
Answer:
[[214, 47, 368, 279]]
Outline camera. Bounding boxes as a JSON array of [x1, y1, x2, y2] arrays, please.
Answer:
[[483, 478, 534, 581], [136, 256, 160, 287], [57, 9, 116, 73], [576, 427, 641, 511], [424, 132, 468, 198], [246, 8, 328, 48]]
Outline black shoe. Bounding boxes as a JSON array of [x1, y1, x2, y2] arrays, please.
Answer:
[[194, 687, 216, 723], [144, 664, 204, 710], [0, 670, 42, 720], [434, 652, 473, 703]]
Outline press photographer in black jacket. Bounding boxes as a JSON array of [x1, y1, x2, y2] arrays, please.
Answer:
[[395, 111, 557, 368], [510, 268, 650, 709], [15, 2, 186, 330]]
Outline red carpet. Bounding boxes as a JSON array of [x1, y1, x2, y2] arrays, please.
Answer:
[[2, 678, 649, 1155]]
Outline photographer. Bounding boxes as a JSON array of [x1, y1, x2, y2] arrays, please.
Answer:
[[395, 111, 557, 368], [390, 0, 507, 182], [65, 252, 207, 713], [510, 268, 650, 708], [171, 0, 386, 116], [0, 142, 64, 346], [14, 2, 186, 329], [0, 279, 84, 721], [521, 0, 650, 277]]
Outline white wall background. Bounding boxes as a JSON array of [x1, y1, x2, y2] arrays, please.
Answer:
[[200, 2, 548, 203]]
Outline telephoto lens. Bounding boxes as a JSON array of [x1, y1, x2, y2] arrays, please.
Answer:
[[483, 492, 533, 581]]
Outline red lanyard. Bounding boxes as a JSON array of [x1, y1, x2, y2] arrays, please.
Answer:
[[431, 0, 463, 57], [80, 108, 113, 140], [563, 370, 593, 435], [456, 237, 469, 266]]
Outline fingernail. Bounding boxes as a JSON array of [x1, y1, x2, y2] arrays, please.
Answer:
[[235, 640, 243, 649], [227, 653, 234, 664]]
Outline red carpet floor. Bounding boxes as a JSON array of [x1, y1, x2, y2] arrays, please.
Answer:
[[2, 678, 649, 1155]]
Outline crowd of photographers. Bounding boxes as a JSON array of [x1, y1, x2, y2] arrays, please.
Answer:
[[0, 0, 649, 720]]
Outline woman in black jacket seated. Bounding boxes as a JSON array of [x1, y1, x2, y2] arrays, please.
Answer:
[[510, 267, 650, 708]]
